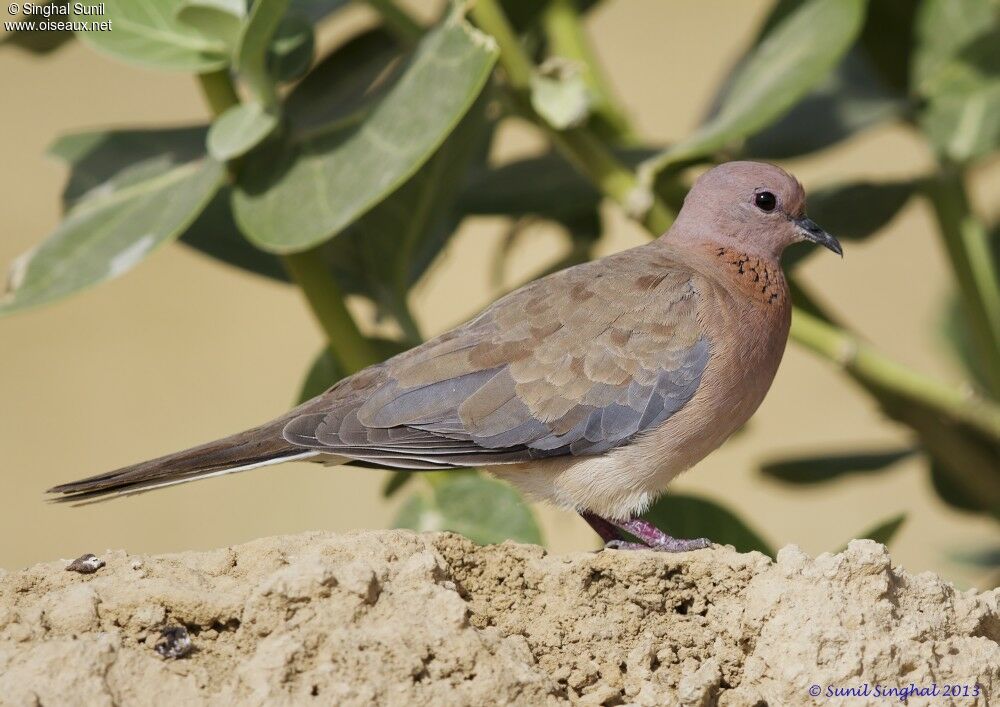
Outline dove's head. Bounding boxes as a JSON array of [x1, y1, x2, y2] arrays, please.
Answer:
[[671, 161, 841, 261]]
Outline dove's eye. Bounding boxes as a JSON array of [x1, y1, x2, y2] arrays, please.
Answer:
[[754, 191, 777, 212]]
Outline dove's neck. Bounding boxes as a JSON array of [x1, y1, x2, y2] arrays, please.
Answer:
[[665, 208, 788, 262]]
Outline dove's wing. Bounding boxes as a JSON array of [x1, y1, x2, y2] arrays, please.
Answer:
[[282, 247, 711, 469]]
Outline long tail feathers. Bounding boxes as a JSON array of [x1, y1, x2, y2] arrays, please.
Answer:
[[47, 424, 317, 504]]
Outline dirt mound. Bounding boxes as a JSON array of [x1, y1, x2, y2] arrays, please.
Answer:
[[0, 530, 996, 705]]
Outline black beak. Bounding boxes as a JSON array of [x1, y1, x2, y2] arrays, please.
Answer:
[[794, 217, 842, 256]]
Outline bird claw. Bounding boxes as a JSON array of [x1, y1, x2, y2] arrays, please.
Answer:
[[582, 512, 712, 553]]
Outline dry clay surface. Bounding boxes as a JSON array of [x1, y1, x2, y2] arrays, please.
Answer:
[[0, 530, 997, 706]]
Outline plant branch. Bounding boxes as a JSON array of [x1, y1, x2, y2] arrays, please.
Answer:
[[358, 0, 423, 44], [924, 169, 1000, 398], [540, 0, 636, 143], [791, 308, 1000, 439], [469, 0, 674, 234], [196, 71, 379, 374], [283, 249, 380, 373], [199, 69, 241, 115]]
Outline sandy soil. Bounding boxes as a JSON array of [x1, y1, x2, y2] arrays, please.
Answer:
[[0, 530, 996, 706]]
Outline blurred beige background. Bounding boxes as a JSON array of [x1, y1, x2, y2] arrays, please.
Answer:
[[1, 1, 997, 585]]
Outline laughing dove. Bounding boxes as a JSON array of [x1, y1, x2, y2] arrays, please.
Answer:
[[49, 161, 842, 551]]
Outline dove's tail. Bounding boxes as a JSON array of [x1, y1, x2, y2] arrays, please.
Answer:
[[47, 423, 318, 504]]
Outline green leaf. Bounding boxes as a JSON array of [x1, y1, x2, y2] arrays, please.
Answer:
[[394, 473, 543, 545], [175, 0, 245, 52], [267, 12, 315, 82], [179, 187, 288, 280], [49, 126, 207, 207], [929, 458, 990, 515], [0, 1, 73, 53], [740, 52, 904, 159], [912, 0, 997, 96], [183, 28, 398, 281], [641, 0, 866, 176], [235, 0, 290, 105], [642, 493, 774, 556], [43, 126, 288, 283], [930, 25, 1000, 95], [807, 180, 917, 240], [920, 83, 1000, 164], [715, 0, 909, 159], [207, 102, 280, 160], [284, 27, 401, 135], [71, 0, 230, 72], [912, 0, 1000, 163], [0, 158, 224, 316], [322, 92, 493, 329], [232, 16, 499, 253], [951, 544, 1000, 568], [838, 512, 906, 551], [296, 339, 407, 403], [761, 448, 916, 484], [856, 0, 918, 93], [783, 180, 917, 269]]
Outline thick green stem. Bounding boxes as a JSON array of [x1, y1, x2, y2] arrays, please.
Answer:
[[391, 298, 423, 344], [196, 71, 379, 374], [359, 0, 423, 44], [550, 127, 674, 233], [283, 250, 380, 373], [791, 308, 1000, 439], [540, 0, 636, 143], [468, 0, 534, 90], [199, 69, 242, 117], [924, 169, 1000, 398]]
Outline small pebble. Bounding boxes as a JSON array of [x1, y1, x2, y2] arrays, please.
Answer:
[[65, 553, 105, 574], [155, 625, 193, 659]]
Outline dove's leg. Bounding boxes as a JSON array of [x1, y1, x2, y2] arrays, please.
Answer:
[[580, 512, 624, 544], [581, 512, 711, 552]]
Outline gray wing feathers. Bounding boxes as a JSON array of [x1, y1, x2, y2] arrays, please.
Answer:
[[280, 248, 711, 469]]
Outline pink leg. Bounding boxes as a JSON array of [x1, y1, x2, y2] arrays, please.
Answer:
[[580, 512, 623, 544], [581, 513, 711, 552]]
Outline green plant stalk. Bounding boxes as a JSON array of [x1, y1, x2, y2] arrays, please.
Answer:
[[359, 0, 423, 44], [924, 170, 1000, 398], [199, 69, 241, 116], [469, 0, 1000, 446], [283, 249, 380, 373], [771, 276, 1000, 506], [469, 0, 674, 234], [540, 0, 637, 143], [791, 308, 1000, 439], [551, 127, 675, 233], [384, 289, 423, 345], [196, 71, 379, 374]]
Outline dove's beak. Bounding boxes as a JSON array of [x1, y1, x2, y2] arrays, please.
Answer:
[[794, 217, 842, 257]]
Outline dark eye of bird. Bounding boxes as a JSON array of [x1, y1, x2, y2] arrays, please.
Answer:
[[754, 191, 777, 212], [754, 191, 776, 212]]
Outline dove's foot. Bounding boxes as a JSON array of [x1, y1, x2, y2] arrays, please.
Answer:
[[581, 512, 712, 553]]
